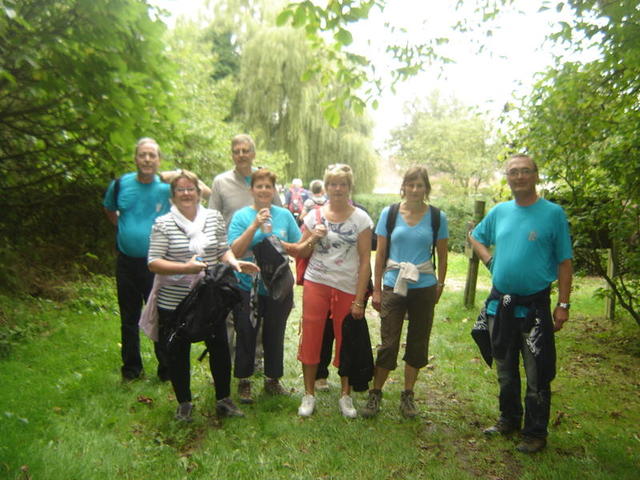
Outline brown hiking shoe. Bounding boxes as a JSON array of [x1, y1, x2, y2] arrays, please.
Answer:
[[237, 379, 254, 404], [399, 390, 418, 418], [516, 436, 547, 453], [483, 418, 521, 436], [264, 378, 289, 396], [360, 389, 382, 418], [216, 397, 245, 418]]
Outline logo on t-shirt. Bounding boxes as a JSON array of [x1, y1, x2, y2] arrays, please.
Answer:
[[528, 231, 537, 241]]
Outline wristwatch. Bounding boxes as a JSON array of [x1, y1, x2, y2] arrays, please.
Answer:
[[556, 302, 571, 310]]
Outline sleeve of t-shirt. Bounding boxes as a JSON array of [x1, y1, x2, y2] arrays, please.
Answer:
[[471, 209, 495, 246], [554, 208, 573, 262], [437, 210, 450, 240], [212, 210, 230, 256], [148, 219, 169, 263], [103, 179, 116, 211], [227, 208, 248, 244], [375, 206, 390, 237], [356, 208, 374, 233], [286, 212, 302, 242]]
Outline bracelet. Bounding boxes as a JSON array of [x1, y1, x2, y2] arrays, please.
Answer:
[[437, 282, 445, 287], [352, 301, 365, 308]]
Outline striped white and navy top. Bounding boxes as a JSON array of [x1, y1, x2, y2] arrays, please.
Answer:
[[148, 209, 229, 310]]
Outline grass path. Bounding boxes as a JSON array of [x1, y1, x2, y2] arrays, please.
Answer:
[[1, 254, 639, 479]]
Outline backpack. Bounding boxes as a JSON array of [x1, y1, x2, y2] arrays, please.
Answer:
[[288, 187, 304, 214], [252, 235, 294, 301], [385, 203, 441, 270], [167, 264, 243, 351]]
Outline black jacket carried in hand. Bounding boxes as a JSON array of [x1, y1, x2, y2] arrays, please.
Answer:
[[167, 263, 242, 350], [339, 313, 374, 392]]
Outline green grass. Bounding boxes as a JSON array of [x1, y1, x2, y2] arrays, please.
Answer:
[[1, 255, 638, 479]]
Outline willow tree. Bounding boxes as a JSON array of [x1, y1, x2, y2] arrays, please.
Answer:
[[202, 0, 377, 190], [233, 25, 377, 191]]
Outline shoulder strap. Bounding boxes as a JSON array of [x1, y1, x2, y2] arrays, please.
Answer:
[[430, 205, 440, 271], [384, 203, 400, 262]]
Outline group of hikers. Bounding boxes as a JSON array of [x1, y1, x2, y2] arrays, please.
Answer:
[[103, 134, 573, 454]]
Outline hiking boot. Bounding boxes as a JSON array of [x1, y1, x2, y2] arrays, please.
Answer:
[[339, 395, 357, 419], [360, 389, 382, 418], [175, 402, 193, 422], [264, 378, 289, 396], [237, 379, 254, 404], [314, 378, 330, 392], [399, 390, 418, 418], [216, 397, 245, 418], [483, 418, 521, 436], [298, 394, 316, 417], [516, 436, 547, 454]]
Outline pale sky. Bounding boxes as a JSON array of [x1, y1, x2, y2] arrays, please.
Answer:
[[150, 0, 596, 151]]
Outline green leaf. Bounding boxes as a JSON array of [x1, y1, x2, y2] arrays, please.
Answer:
[[276, 10, 293, 26], [334, 28, 353, 46]]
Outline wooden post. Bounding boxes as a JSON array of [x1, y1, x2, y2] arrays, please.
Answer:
[[464, 200, 486, 309], [605, 247, 616, 321]]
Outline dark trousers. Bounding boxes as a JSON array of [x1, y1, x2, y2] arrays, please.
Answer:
[[488, 315, 552, 439], [233, 289, 293, 379], [158, 308, 231, 403], [316, 316, 334, 380], [116, 253, 168, 378]]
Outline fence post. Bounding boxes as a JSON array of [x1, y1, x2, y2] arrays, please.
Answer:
[[464, 200, 486, 309], [605, 247, 616, 321]]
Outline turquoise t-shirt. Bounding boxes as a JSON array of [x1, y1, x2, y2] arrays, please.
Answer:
[[472, 198, 573, 316], [375, 205, 448, 289], [228, 205, 301, 292], [103, 172, 171, 258]]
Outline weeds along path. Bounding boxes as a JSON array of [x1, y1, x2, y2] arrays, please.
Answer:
[[0, 255, 639, 479]]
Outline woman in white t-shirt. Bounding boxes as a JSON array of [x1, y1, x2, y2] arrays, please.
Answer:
[[295, 164, 373, 418]]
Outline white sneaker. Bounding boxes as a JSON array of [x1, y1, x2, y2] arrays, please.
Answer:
[[298, 394, 316, 417], [339, 395, 357, 418]]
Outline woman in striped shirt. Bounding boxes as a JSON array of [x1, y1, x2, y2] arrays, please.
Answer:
[[147, 170, 258, 422]]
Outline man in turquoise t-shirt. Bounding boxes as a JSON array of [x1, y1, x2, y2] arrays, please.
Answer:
[[469, 154, 573, 454], [103, 138, 171, 381]]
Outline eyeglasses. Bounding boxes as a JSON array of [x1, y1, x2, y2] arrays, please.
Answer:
[[175, 187, 197, 193], [232, 148, 253, 155], [506, 168, 535, 177]]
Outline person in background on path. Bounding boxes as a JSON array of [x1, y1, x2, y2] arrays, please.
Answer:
[[285, 178, 309, 225], [208, 134, 283, 371], [299, 179, 327, 224], [361, 166, 448, 419], [468, 154, 573, 454], [146, 170, 258, 422], [227, 169, 301, 403], [295, 164, 373, 418]]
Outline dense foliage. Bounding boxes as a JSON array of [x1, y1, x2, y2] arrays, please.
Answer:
[[0, 0, 175, 289]]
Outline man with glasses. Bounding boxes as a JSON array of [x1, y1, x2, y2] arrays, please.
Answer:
[[208, 134, 283, 402], [208, 134, 282, 226], [468, 154, 573, 453], [104, 138, 210, 381]]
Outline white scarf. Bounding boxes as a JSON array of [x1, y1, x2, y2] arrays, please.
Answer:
[[170, 204, 210, 256]]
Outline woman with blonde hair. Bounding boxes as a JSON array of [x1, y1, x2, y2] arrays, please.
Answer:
[[295, 164, 373, 418]]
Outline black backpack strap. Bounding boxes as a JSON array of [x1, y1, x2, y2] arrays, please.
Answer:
[[384, 203, 400, 263], [430, 205, 440, 271]]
